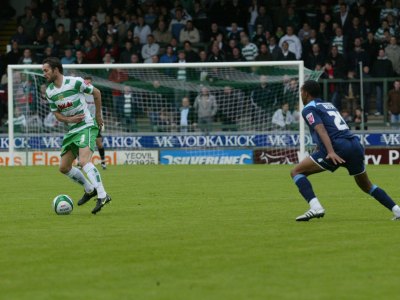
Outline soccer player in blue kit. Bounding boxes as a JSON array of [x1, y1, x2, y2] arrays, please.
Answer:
[[291, 80, 400, 221]]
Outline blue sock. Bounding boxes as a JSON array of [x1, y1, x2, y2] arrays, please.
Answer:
[[369, 185, 396, 211], [293, 174, 316, 203]]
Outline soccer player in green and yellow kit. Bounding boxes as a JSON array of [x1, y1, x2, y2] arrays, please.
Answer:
[[42, 57, 111, 214]]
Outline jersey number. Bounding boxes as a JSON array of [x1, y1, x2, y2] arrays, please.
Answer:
[[327, 111, 349, 130]]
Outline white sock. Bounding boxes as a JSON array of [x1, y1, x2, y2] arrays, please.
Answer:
[[66, 167, 94, 193], [309, 198, 323, 211], [392, 205, 400, 216], [82, 162, 106, 198]]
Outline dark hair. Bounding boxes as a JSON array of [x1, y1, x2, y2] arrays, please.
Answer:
[[42, 57, 63, 74], [302, 80, 320, 97]]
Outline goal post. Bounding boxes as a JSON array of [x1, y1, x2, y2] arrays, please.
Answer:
[[6, 61, 321, 166]]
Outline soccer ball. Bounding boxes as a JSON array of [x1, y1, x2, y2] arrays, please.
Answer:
[[52, 194, 74, 215]]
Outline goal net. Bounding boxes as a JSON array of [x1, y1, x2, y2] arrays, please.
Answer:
[[5, 61, 322, 166]]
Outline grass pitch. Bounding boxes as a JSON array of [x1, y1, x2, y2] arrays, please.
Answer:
[[1, 165, 400, 300]]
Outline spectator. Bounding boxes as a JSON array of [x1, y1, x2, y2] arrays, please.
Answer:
[[53, 24, 70, 49], [100, 35, 120, 62], [183, 41, 199, 62], [364, 32, 380, 66], [159, 44, 177, 63], [298, 22, 312, 42], [251, 25, 267, 48], [60, 48, 76, 64], [82, 39, 100, 63], [134, 16, 152, 45], [226, 0, 247, 28], [331, 26, 347, 55], [334, 3, 352, 35], [54, 7, 71, 33], [119, 41, 134, 63], [380, 0, 399, 22], [323, 60, 342, 111], [70, 20, 88, 43], [33, 26, 48, 46], [5, 41, 22, 65], [328, 45, 347, 79], [254, 5, 273, 34], [20, 7, 38, 41], [193, 86, 218, 134], [153, 20, 173, 45], [169, 8, 187, 40], [250, 75, 276, 111], [359, 65, 373, 114], [11, 25, 31, 45], [374, 20, 395, 44], [18, 48, 38, 64], [388, 80, 400, 127], [347, 16, 367, 42], [207, 44, 225, 62], [302, 29, 321, 58], [352, 107, 367, 130], [347, 37, 370, 72], [385, 36, 400, 76], [284, 6, 301, 31], [240, 34, 258, 61], [36, 11, 54, 35], [247, 0, 259, 38], [192, 1, 209, 35], [179, 96, 196, 132], [74, 49, 86, 64], [207, 22, 224, 42], [279, 41, 297, 61], [113, 14, 127, 43], [279, 25, 302, 60], [272, 102, 293, 130], [254, 43, 271, 61], [226, 22, 242, 43], [122, 86, 136, 132], [179, 20, 200, 44], [317, 21, 331, 53], [109, 68, 129, 120], [305, 43, 325, 70], [228, 47, 245, 62], [371, 48, 394, 115], [141, 34, 160, 64], [268, 36, 281, 61]]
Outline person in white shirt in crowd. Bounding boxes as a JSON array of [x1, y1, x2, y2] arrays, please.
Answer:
[[272, 101, 293, 130], [278, 25, 302, 60]]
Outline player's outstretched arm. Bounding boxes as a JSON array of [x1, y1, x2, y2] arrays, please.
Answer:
[[314, 124, 346, 165], [93, 87, 104, 129]]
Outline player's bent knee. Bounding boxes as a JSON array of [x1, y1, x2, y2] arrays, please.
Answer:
[[59, 165, 71, 174]]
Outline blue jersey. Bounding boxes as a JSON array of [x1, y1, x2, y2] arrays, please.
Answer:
[[302, 99, 354, 152]]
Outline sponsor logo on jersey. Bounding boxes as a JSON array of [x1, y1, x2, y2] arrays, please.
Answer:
[[57, 101, 73, 110], [306, 112, 315, 125]]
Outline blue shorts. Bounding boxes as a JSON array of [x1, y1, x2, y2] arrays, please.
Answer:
[[310, 137, 365, 176]]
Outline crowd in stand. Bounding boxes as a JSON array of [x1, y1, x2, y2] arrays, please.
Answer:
[[1, 0, 400, 129]]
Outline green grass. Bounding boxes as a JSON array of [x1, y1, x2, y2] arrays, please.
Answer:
[[1, 165, 400, 300]]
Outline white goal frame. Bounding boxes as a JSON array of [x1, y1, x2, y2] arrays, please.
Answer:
[[7, 61, 306, 166]]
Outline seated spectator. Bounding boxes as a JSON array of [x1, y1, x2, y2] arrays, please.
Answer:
[[141, 34, 160, 64], [251, 24, 267, 47], [74, 49, 87, 64], [82, 39, 99, 63], [18, 48, 38, 64], [159, 45, 177, 63], [227, 47, 245, 62], [54, 7, 71, 33], [375, 20, 395, 44], [207, 44, 225, 62], [169, 8, 187, 40], [100, 35, 120, 62], [279, 25, 302, 60], [60, 48, 76, 64], [53, 24, 70, 49], [19, 7, 37, 41], [119, 41, 135, 63], [37, 11, 55, 35], [268, 36, 281, 61], [134, 16, 152, 45], [70, 20, 88, 44], [207, 22, 224, 42], [179, 20, 200, 44], [226, 22, 242, 42], [255, 43, 272, 61], [183, 41, 199, 62], [11, 25, 31, 45], [305, 43, 325, 70], [6, 41, 22, 65], [240, 34, 258, 61], [279, 41, 297, 61], [352, 107, 367, 130], [272, 102, 293, 130], [153, 20, 173, 45], [33, 26, 48, 46], [254, 5, 273, 34]]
